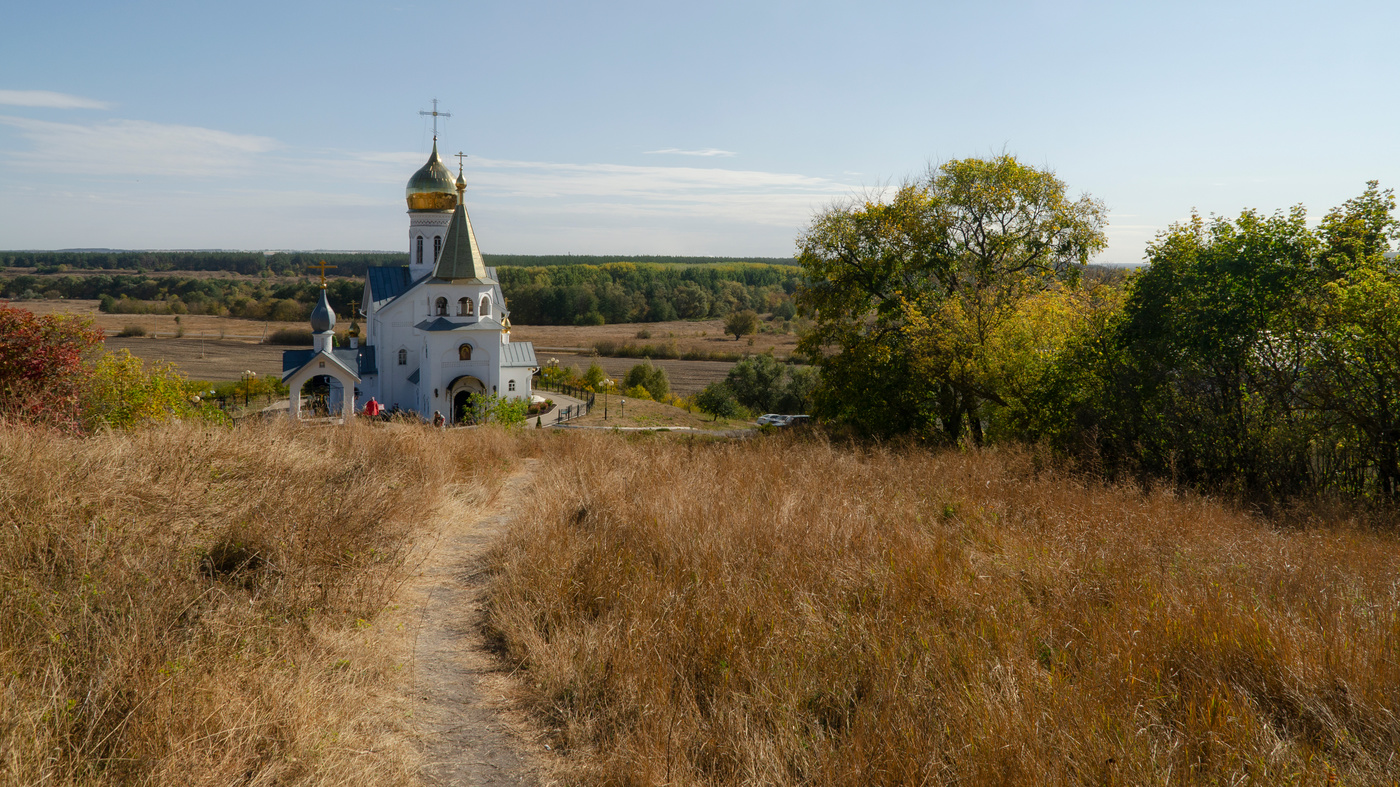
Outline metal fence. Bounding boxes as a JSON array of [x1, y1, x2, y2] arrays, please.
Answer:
[[536, 381, 596, 424]]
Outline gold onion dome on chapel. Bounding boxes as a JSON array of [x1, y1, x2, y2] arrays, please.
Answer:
[[405, 140, 459, 211]]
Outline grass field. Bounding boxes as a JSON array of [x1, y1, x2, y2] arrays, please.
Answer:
[[8, 418, 1400, 784], [488, 434, 1400, 786], [555, 394, 753, 430], [11, 301, 750, 389], [0, 419, 532, 786]]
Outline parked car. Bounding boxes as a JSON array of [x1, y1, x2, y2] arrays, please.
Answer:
[[756, 414, 788, 426]]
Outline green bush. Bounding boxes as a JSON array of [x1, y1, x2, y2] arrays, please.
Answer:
[[623, 360, 670, 401]]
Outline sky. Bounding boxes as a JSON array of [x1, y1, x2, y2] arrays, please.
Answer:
[[3, 0, 1400, 261]]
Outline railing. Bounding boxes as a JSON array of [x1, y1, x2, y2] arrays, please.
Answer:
[[537, 383, 596, 424]]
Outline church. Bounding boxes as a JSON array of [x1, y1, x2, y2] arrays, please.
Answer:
[[281, 138, 538, 424]]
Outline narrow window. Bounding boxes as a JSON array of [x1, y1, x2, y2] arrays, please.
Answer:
[[458, 297, 472, 316], [435, 297, 447, 316], [458, 344, 472, 361], [508, 379, 515, 392], [480, 296, 490, 316], [416, 236, 423, 265], [434, 235, 442, 261], [398, 349, 407, 365]]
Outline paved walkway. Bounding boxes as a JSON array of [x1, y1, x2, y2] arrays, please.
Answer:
[[533, 391, 588, 428]]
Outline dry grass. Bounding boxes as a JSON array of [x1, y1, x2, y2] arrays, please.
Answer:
[[563, 396, 751, 431], [488, 433, 1400, 785], [0, 418, 528, 786]]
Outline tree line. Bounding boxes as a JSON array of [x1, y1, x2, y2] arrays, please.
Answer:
[[498, 262, 801, 324], [799, 155, 1400, 504], [0, 251, 793, 277], [0, 274, 363, 322], [2, 260, 803, 325]]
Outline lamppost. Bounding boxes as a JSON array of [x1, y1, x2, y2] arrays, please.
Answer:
[[241, 370, 257, 407], [603, 378, 614, 419], [621, 396, 626, 419]]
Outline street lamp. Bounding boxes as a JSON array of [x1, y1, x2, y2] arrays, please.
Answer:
[[621, 396, 626, 419], [241, 370, 257, 407], [603, 378, 614, 419]]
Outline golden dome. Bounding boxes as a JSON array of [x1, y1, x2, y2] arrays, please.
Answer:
[[406, 140, 458, 212]]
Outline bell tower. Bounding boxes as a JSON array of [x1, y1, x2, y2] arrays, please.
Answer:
[[405, 101, 456, 280]]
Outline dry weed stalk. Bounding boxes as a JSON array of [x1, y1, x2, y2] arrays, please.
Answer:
[[488, 433, 1400, 785], [0, 418, 526, 786]]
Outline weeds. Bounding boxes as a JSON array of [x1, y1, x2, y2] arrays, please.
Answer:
[[0, 419, 523, 785], [488, 433, 1400, 785]]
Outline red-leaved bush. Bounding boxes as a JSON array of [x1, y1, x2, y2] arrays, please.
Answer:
[[0, 303, 105, 429]]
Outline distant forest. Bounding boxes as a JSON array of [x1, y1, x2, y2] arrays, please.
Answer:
[[0, 251, 803, 325], [0, 250, 795, 277]]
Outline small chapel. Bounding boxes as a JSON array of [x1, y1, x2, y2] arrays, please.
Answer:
[[281, 136, 538, 424]]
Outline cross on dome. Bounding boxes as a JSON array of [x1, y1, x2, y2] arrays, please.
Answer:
[[419, 98, 451, 140], [309, 260, 336, 288]]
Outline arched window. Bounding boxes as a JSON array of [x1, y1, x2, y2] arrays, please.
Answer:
[[435, 297, 447, 316], [434, 235, 442, 261], [458, 343, 472, 361], [480, 296, 490, 317], [458, 297, 473, 316], [398, 348, 407, 365], [416, 236, 423, 265], [508, 379, 516, 392]]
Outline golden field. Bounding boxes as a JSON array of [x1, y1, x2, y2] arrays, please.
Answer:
[[488, 433, 1400, 786], [0, 420, 531, 785], [6, 420, 1400, 785]]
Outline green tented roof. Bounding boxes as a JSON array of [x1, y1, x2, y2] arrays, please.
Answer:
[[432, 204, 490, 282]]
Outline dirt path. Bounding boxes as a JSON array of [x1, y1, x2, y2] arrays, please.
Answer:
[[405, 460, 544, 786]]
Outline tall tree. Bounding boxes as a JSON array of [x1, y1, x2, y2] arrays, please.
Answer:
[[796, 155, 1106, 440]]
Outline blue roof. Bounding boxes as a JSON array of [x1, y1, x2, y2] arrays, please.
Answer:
[[407, 368, 420, 384], [415, 317, 459, 332], [414, 316, 508, 332], [367, 266, 412, 307], [281, 345, 376, 377], [501, 341, 537, 367]]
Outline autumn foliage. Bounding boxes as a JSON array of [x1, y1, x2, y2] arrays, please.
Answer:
[[0, 303, 105, 429]]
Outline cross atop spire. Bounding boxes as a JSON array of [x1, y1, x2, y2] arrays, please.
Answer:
[[419, 98, 451, 140], [455, 151, 467, 172], [309, 260, 336, 288]]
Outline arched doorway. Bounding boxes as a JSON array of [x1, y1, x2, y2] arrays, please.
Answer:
[[447, 375, 486, 425], [300, 374, 339, 417], [284, 354, 360, 423]]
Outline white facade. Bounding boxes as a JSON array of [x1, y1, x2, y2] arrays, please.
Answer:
[[284, 140, 537, 424]]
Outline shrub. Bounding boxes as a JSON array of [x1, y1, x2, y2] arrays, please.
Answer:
[[0, 304, 105, 429], [623, 360, 670, 401], [117, 324, 146, 337], [264, 328, 313, 346], [725, 308, 759, 340], [694, 380, 745, 420]]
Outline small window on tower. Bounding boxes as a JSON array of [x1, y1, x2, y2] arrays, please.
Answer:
[[458, 297, 473, 316], [435, 297, 447, 316], [398, 349, 407, 365], [459, 343, 472, 361], [508, 379, 516, 392], [434, 235, 442, 261], [416, 236, 423, 265], [480, 296, 490, 317]]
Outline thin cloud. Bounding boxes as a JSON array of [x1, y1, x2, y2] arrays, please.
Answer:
[[0, 90, 112, 110], [644, 147, 737, 157], [0, 116, 280, 176]]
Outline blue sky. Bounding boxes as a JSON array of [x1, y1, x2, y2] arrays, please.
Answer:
[[2, 0, 1398, 261]]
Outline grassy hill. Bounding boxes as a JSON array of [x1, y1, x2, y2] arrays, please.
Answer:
[[5, 421, 1396, 784]]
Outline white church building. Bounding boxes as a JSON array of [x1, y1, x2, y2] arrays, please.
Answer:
[[282, 139, 538, 424]]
